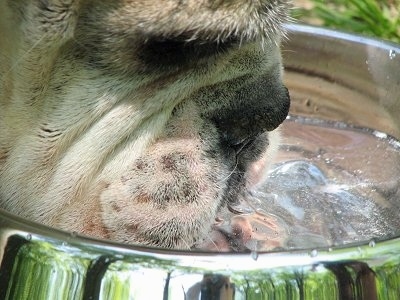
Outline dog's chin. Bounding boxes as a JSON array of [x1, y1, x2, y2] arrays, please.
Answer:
[[48, 126, 280, 249]]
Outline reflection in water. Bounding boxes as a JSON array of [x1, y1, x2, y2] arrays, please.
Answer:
[[209, 117, 400, 252]]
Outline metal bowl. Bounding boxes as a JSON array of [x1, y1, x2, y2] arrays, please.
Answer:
[[1, 25, 400, 300]]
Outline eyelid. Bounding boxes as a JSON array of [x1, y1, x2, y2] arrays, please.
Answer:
[[137, 35, 239, 72]]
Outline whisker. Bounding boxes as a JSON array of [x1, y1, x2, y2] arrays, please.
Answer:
[[207, 235, 220, 251], [218, 157, 239, 184], [0, 34, 46, 98], [180, 238, 192, 250], [7, 34, 46, 74]]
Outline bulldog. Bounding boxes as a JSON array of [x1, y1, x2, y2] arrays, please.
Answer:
[[0, 0, 291, 249]]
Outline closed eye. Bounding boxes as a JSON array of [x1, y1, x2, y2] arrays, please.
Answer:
[[138, 35, 239, 72]]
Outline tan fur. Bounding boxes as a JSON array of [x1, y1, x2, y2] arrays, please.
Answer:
[[0, 0, 291, 249]]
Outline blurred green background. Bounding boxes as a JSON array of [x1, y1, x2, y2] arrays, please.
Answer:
[[293, 0, 400, 43]]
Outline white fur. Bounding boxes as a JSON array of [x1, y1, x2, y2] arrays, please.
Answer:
[[0, 0, 290, 249]]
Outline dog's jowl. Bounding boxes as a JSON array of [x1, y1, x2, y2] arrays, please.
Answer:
[[0, 0, 291, 249]]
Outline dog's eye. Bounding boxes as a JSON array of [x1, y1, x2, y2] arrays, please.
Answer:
[[138, 36, 238, 72]]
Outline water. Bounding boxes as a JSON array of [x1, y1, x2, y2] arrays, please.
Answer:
[[216, 116, 400, 252], [389, 49, 397, 60]]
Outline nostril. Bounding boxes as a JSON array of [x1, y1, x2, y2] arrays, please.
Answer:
[[230, 136, 255, 155], [212, 113, 265, 155], [214, 117, 256, 153]]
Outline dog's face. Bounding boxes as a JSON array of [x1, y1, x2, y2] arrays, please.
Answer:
[[0, 0, 290, 249]]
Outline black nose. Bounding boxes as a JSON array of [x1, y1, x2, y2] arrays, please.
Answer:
[[212, 75, 290, 150]]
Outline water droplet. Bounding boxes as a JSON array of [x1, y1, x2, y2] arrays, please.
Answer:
[[373, 131, 388, 139], [369, 239, 376, 248], [357, 247, 363, 255], [328, 248, 333, 252], [310, 249, 318, 257], [389, 49, 397, 60], [251, 251, 259, 261], [365, 60, 369, 65], [26, 233, 32, 241]]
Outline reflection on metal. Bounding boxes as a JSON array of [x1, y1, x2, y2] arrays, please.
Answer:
[[0, 235, 29, 299], [1, 25, 400, 299], [1, 233, 400, 299], [185, 274, 235, 300], [83, 255, 116, 299], [325, 262, 378, 300], [163, 272, 171, 300]]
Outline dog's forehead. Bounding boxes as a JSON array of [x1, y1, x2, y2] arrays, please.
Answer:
[[82, 0, 290, 41]]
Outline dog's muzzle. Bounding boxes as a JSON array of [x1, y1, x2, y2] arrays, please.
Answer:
[[211, 75, 290, 154]]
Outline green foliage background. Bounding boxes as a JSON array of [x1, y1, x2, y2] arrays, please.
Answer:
[[294, 0, 400, 43]]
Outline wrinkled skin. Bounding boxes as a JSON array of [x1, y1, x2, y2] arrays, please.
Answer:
[[0, 0, 291, 249]]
